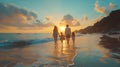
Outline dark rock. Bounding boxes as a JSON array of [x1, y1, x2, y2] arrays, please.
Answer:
[[99, 35, 120, 59], [79, 9, 120, 33]]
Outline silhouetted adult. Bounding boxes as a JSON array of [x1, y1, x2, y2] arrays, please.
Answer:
[[53, 26, 59, 45], [65, 24, 71, 45]]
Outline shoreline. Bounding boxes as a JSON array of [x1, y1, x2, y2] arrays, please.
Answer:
[[0, 39, 77, 67], [0, 34, 120, 67]]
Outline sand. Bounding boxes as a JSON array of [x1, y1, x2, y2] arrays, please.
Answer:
[[0, 39, 77, 67], [0, 34, 120, 67]]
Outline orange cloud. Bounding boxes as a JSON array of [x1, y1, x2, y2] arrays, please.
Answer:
[[94, 0, 106, 14], [109, 2, 116, 9], [82, 15, 89, 22], [45, 16, 53, 21], [72, 19, 80, 26], [0, 3, 37, 28], [61, 14, 80, 26]]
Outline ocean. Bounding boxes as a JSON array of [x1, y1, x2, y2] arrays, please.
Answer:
[[0, 33, 120, 67], [0, 33, 53, 47]]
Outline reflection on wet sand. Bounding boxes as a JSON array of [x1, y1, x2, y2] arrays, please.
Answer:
[[1, 34, 119, 67], [99, 35, 120, 61], [0, 48, 38, 67], [0, 40, 77, 67], [73, 34, 120, 67], [50, 40, 77, 67]]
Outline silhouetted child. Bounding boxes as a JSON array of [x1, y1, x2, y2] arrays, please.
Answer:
[[72, 32, 75, 45], [59, 32, 65, 44]]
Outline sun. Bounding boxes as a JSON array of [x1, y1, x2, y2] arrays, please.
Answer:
[[60, 26, 65, 32]]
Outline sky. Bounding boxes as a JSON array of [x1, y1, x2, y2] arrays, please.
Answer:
[[0, 0, 120, 33]]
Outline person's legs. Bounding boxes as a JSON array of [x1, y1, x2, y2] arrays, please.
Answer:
[[61, 40, 63, 44], [66, 34, 70, 45], [68, 38, 70, 45], [66, 38, 68, 44], [66, 38, 70, 46], [54, 37, 57, 45]]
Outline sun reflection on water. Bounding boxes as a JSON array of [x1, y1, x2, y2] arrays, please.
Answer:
[[52, 40, 77, 66]]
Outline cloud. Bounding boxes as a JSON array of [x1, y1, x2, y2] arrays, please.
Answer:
[[0, 3, 37, 28], [82, 15, 89, 22], [0, 3, 55, 30], [45, 16, 53, 21], [61, 14, 80, 26], [35, 19, 54, 27], [79, 15, 104, 29], [37, 22, 54, 27], [72, 19, 80, 26], [94, 1, 118, 15], [0, 24, 9, 30], [109, 2, 116, 9], [94, 0, 106, 14]]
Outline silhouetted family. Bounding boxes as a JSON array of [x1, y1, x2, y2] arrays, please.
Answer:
[[53, 24, 75, 45]]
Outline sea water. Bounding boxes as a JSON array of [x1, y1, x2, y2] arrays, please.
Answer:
[[0, 34, 120, 67], [0, 33, 53, 47]]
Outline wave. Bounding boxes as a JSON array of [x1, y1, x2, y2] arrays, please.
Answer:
[[0, 38, 54, 48]]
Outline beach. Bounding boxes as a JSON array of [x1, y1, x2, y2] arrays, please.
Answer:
[[0, 0, 120, 67], [0, 34, 120, 67]]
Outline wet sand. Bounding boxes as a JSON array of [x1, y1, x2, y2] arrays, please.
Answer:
[[73, 34, 120, 67], [0, 34, 120, 67], [0, 40, 77, 67]]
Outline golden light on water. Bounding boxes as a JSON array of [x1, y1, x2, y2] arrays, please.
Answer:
[[63, 40, 67, 47]]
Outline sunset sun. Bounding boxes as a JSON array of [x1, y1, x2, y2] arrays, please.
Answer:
[[0, 0, 119, 67], [60, 26, 65, 32]]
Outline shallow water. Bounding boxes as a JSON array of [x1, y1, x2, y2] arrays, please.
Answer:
[[0, 34, 120, 67], [74, 34, 120, 67], [0, 33, 53, 47]]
